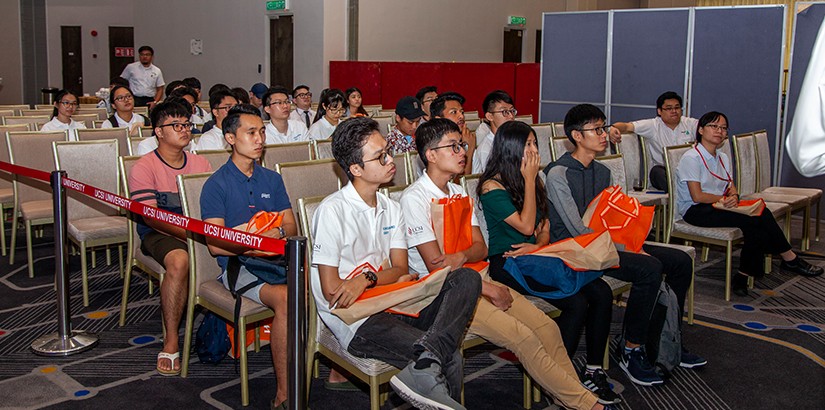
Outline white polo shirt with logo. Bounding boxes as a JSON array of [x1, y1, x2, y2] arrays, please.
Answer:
[[631, 116, 698, 168], [400, 172, 479, 276], [310, 183, 407, 348], [120, 62, 165, 98], [265, 120, 309, 144]]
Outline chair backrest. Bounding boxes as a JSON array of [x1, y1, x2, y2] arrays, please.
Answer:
[[127, 136, 149, 156], [138, 126, 153, 138], [192, 149, 232, 170], [380, 184, 408, 202], [275, 159, 347, 210], [0, 109, 15, 118], [7, 131, 67, 204], [732, 133, 757, 196], [118, 155, 141, 197], [77, 107, 108, 121], [373, 116, 393, 138], [297, 194, 329, 340], [514, 115, 533, 124], [4, 116, 50, 127], [408, 150, 424, 182], [617, 132, 645, 190], [0, 124, 30, 133], [21, 109, 53, 117], [465, 118, 481, 132], [380, 153, 409, 188], [377, 109, 396, 118], [551, 137, 575, 161], [664, 144, 694, 226], [72, 114, 99, 128], [532, 123, 553, 167], [53, 139, 121, 219], [718, 137, 733, 181], [133, 106, 149, 117], [262, 141, 313, 169], [314, 139, 333, 160], [76, 127, 130, 157], [0, 128, 25, 190], [34, 104, 54, 110], [460, 173, 488, 245], [752, 130, 773, 191], [596, 154, 627, 192], [178, 172, 223, 290], [550, 122, 565, 138], [0, 104, 30, 115]]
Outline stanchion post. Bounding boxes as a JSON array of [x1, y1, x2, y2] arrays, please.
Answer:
[[287, 236, 307, 410], [31, 170, 98, 356]]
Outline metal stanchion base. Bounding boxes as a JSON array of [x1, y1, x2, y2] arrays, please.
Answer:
[[31, 331, 99, 356]]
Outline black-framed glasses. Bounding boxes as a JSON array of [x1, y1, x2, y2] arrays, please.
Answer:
[[363, 147, 396, 166], [327, 107, 345, 114], [113, 94, 134, 102], [489, 108, 518, 117], [704, 123, 729, 133], [295, 92, 312, 99], [432, 141, 469, 154], [579, 125, 612, 136], [59, 100, 79, 107], [157, 122, 193, 133], [267, 100, 290, 107], [215, 105, 236, 112], [660, 105, 682, 112]]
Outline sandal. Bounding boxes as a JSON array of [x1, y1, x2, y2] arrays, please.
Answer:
[[157, 351, 181, 376]]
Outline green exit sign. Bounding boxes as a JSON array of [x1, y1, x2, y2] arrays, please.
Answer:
[[508, 16, 526, 26], [266, 0, 286, 11]]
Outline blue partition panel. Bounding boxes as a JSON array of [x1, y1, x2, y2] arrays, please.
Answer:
[[610, 106, 659, 128], [541, 12, 608, 104], [540, 102, 606, 124]]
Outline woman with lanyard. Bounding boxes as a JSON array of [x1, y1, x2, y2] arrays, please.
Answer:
[[676, 111, 822, 296]]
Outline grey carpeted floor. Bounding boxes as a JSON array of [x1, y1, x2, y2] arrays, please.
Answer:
[[0, 218, 823, 409]]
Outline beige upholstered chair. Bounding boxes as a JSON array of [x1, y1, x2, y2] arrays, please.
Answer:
[[178, 172, 273, 407], [550, 122, 565, 138], [191, 149, 232, 171], [0, 109, 16, 119], [379, 184, 407, 202], [753, 130, 821, 249], [372, 116, 393, 138], [376, 109, 396, 118], [0, 124, 30, 133], [531, 123, 553, 167], [3, 116, 50, 128], [76, 107, 108, 121], [126, 136, 149, 156], [313, 139, 333, 160], [598, 152, 668, 241], [118, 155, 165, 327], [551, 136, 575, 161], [20, 109, 53, 117], [76, 127, 131, 157], [514, 114, 533, 124], [464, 118, 481, 132], [379, 153, 410, 188], [362, 104, 382, 116], [0, 127, 29, 256], [72, 114, 99, 129], [617, 132, 645, 190], [261, 141, 313, 169], [7, 131, 67, 277], [138, 126, 153, 138], [275, 159, 347, 210], [0, 104, 30, 115], [53, 139, 128, 306], [464, 110, 479, 120], [133, 106, 149, 117]]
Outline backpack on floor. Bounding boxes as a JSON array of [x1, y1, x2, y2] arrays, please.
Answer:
[[645, 282, 682, 374], [195, 312, 231, 365]]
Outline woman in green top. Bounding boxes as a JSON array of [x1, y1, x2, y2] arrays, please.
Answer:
[[477, 121, 619, 405]]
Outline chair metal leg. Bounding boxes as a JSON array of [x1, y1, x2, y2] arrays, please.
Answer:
[[522, 374, 532, 409], [80, 241, 90, 307], [369, 375, 380, 410], [784, 212, 791, 242], [0, 205, 6, 257], [91, 249, 96, 268], [253, 326, 261, 352], [239, 317, 250, 406], [25, 220, 34, 278], [106, 247, 112, 266], [180, 301, 196, 378], [701, 245, 710, 262], [10, 209, 17, 264], [815, 200, 821, 242], [764, 255, 772, 275], [118, 246, 124, 278], [725, 243, 733, 301], [533, 384, 541, 402], [119, 262, 133, 326]]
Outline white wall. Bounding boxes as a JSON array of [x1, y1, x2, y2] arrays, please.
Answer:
[[291, 0, 326, 93], [0, 0, 24, 103], [45, 0, 134, 95]]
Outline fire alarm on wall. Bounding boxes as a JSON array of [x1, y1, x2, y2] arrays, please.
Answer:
[[91, 30, 98, 37]]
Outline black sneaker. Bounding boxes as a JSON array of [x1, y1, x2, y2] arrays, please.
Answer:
[[781, 257, 824, 277], [679, 348, 707, 369], [582, 368, 622, 405], [620, 346, 664, 386]]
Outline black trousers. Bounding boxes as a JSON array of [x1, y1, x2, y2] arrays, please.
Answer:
[[649, 165, 669, 192], [683, 203, 791, 276], [133, 95, 154, 107]]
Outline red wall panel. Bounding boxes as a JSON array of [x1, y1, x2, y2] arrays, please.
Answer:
[[440, 63, 517, 115], [329, 61, 382, 105], [380, 62, 443, 110], [514, 63, 540, 123]]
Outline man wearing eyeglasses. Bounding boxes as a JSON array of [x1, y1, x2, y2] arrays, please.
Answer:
[[120, 46, 165, 108], [386, 96, 427, 154], [289, 84, 316, 128], [473, 90, 518, 174], [193, 90, 238, 151], [610, 91, 698, 192], [129, 100, 212, 377], [263, 86, 308, 144]]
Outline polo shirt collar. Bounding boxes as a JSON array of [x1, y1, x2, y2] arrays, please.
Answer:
[[695, 142, 717, 160], [341, 183, 386, 215], [418, 172, 448, 198], [224, 157, 262, 182]]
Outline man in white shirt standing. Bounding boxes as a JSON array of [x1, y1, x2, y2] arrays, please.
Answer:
[[289, 84, 315, 128], [192, 90, 238, 151], [120, 46, 165, 108], [263, 86, 308, 144], [472, 90, 517, 174], [611, 91, 698, 191]]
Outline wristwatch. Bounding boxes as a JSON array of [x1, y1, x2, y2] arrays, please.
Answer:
[[277, 226, 286, 238], [361, 269, 378, 288]]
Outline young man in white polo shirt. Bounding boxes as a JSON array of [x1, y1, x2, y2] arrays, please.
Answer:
[[120, 46, 165, 108], [192, 90, 238, 151], [263, 86, 308, 144], [311, 117, 481, 410], [400, 119, 606, 409]]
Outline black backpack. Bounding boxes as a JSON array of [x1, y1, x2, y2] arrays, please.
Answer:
[[645, 282, 682, 375], [195, 312, 231, 364]]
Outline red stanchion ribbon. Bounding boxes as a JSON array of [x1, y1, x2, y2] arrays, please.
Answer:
[[0, 160, 286, 255]]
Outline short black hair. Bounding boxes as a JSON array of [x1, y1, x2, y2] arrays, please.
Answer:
[[292, 84, 310, 98], [111, 77, 129, 87], [415, 85, 437, 102], [138, 45, 154, 55], [222, 104, 262, 135], [182, 77, 201, 91], [430, 92, 465, 118], [209, 89, 237, 111], [331, 117, 380, 181], [208, 83, 231, 97], [164, 80, 184, 99], [169, 86, 198, 102], [263, 86, 291, 106], [656, 91, 682, 110], [150, 98, 191, 127], [415, 118, 461, 167], [482, 90, 514, 114], [231, 87, 251, 104], [563, 104, 606, 146]]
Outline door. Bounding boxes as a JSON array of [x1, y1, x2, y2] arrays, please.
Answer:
[[109, 26, 134, 80], [269, 15, 294, 88], [61, 26, 83, 95], [535, 30, 542, 63], [503, 28, 523, 63]]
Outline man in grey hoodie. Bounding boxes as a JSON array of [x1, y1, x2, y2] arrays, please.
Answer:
[[544, 104, 705, 387]]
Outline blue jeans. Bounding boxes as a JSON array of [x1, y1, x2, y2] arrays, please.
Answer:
[[346, 268, 481, 399]]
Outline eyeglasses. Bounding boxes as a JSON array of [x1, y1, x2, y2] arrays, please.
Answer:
[[579, 125, 612, 136], [295, 92, 312, 99], [139, 53, 153, 57], [363, 147, 396, 166], [215, 105, 236, 112], [489, 108, 518, 117], [267, 100, 290, 107], [59, 101, 79, 107], [660, 105, 682, 112], [327, 107, 345, 114], [422, 97, 436, 103], [704, 123, 729, 133], [157, 122, 193, 133], [113, 94, 134, 102], [431, 141, 470, 154]]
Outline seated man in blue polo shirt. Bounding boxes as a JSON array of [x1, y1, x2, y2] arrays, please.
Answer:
[[200, 104, 298, 410]]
